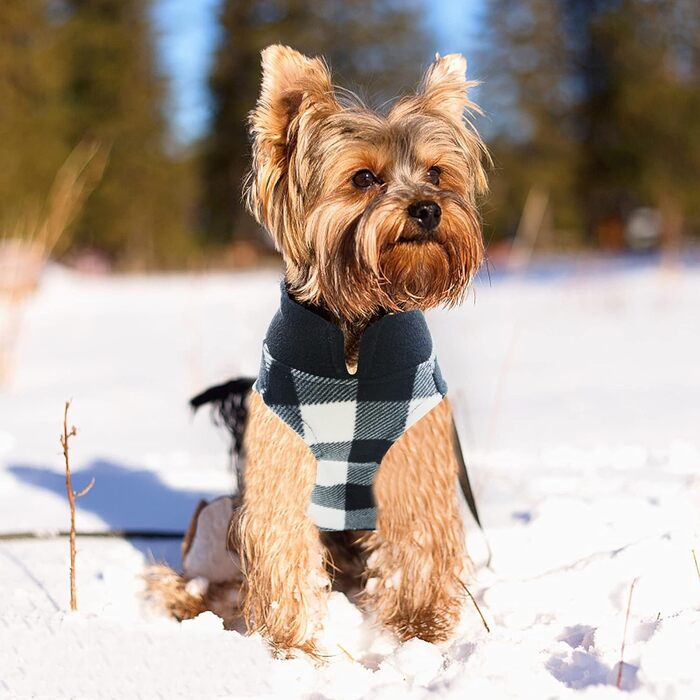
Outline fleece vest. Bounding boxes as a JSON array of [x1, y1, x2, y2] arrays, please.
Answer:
[[253, 285, 447, 531]]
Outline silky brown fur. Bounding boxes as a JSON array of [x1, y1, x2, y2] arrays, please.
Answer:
[[235, 45, 488, 654], [245, 45, 488, 325], [233, 390, 330, 655], [236, 393, 467, 653], [363, 397, 468, 642]]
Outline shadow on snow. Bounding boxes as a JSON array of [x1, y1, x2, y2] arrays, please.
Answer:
[[9, 459, 227, 568]]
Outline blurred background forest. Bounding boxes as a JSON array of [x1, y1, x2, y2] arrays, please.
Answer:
[[1, 0, 699, 271]]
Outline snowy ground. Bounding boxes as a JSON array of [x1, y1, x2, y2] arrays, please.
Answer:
[[0, 259, 698, 699]]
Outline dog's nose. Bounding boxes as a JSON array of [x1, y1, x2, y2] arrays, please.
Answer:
[[407, 200, 441, 230]]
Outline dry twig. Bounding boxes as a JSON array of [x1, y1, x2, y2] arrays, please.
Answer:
[[60, 400, 95, 611], [616, 577, 638, 690], [461, 581, 491, 633], [336, 643, 356, 662], [692, 549, 699, 584]]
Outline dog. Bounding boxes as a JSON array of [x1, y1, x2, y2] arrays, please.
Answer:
[[228, 45, 488, 656]]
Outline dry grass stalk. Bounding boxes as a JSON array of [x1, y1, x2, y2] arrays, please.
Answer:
[[38, 140, 109, 258], [1, 140, 108, 295], [0, 142, 108, 385], [60, 400, 95, 611], [509, 185, 549, 269], [461, 581, 490, 633], [336, 643, 356, 662], [616, 577, 638, 690], [693, 549, 700, 583]]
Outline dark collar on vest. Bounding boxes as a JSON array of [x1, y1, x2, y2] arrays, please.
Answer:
[[264, 283, 434, 380]]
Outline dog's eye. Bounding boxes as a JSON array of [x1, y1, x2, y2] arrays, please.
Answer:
[[427, 167, 441, 186], [352, 169, 378, 189]]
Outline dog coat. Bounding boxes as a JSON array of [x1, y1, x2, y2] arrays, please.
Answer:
[[253, 285, 447, 531]]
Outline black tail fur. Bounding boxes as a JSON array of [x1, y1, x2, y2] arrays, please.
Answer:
[[190, 378, 255, 461]]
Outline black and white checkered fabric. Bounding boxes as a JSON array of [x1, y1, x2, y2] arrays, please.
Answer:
[[254, 289, 447, 531]]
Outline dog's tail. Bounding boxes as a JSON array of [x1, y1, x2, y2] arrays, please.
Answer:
[[190, 377, 255, 464], [451, 418, 492, 568]]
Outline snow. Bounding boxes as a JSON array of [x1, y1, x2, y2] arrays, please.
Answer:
[[1, 259, 698, 699]]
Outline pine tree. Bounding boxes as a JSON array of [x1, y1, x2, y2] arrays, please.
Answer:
[[479, 0, 583, 244], [580, 0, 700, 247], [202, 0, 429, 244], [0, 1, 68, 224], [480, 0, 700, 247], [60, 0, 194, 266]]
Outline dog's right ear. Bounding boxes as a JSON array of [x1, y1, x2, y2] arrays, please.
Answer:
[[250, 45, 337, 158], [246, 46, 338, 255]]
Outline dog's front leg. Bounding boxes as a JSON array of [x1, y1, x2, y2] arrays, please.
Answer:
[[234, 391, 330, 655], [364, 398, 469, 643]]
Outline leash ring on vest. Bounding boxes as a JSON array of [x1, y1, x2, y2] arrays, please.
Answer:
[[254, 284, 448, 532]]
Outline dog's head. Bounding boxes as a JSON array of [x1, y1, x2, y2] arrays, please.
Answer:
[[246, 45, 488, 322]]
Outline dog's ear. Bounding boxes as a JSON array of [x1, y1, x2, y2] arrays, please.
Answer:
[[246, 45, 338, 258], [250, 45, 338, 155], [417, 53, 478, 123]]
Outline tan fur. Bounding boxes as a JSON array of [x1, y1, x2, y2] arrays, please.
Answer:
[[236, 395, 467, 650], [232, 390, 331, 655], [245, 45, 488, 325], [362, 397, 468, 642], [144, 564, 208, 621], [234, 45, 488, 653], [143, 565, 241, 629], [144, 496, 244, 629]]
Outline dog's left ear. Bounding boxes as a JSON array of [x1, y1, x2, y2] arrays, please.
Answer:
[[417, 53, 477, 123]]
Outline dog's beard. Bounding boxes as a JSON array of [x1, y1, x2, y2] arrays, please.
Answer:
[[292, 192, 483, 322]]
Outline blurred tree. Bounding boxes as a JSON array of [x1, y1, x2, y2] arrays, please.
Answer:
[[0, 1, 68, 224], [202, 0, 429, 244], [479, 0, 583, 246], [578, 0, 700, 250], [479, 0, 700, 248], [60, 0, 196, 267]]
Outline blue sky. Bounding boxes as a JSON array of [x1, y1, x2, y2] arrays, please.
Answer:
[[152, 0, 484, 144]]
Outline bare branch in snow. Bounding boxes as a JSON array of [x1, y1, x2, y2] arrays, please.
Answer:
[[61, 400, 94, 611]]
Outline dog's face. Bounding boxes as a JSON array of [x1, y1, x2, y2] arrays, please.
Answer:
[[246, 45, 488, 322]]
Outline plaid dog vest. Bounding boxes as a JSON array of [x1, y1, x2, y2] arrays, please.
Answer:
[[253, 285, 447, 531]]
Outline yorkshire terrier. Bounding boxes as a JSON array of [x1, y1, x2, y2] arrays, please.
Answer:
[[231, 45, 488, 655]]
